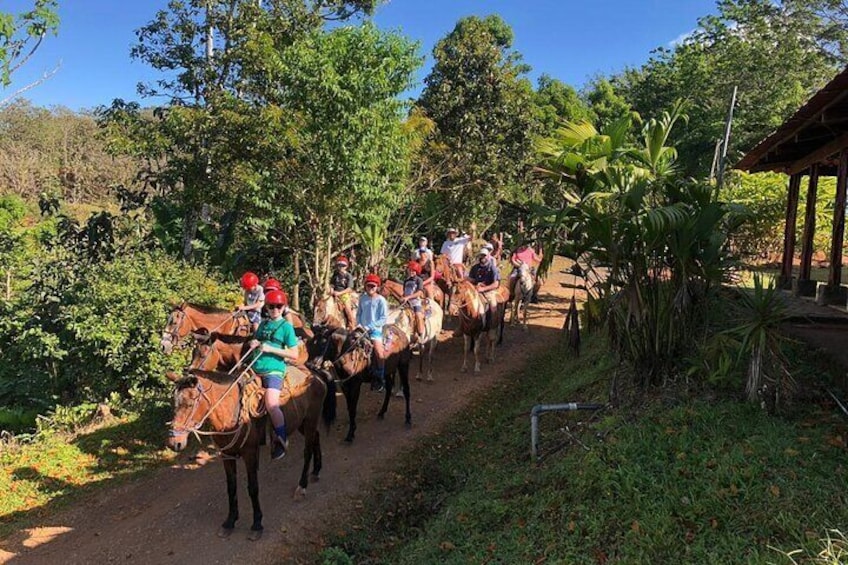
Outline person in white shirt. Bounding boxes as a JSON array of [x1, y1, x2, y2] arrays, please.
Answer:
[[439, 227, 471, 279]]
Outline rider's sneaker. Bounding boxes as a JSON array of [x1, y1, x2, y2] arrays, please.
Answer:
[[271, 437, 288, 461]]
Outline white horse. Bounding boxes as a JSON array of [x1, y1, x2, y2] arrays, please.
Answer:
[[510, 262, 535, 331], [387, 300, 444, 382]]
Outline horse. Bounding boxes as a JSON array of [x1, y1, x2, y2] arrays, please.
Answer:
[[448, 280, 506, 373], [509, 262, 535, 331], [166, 364, 333, 539], [161, 302, 313, 354], [382, 278, 445, 312], [189, 329, 310, 371], [312, 293, 357, 330], [308, 325, 411, 442], [161, 303, 252, 354], [387, 301, 443, 382]]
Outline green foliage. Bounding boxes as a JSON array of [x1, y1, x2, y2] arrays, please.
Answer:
[[534, 104, 742, 385], [615, 0, 844, 176], [533, 74, 593, 136], [326, 334, 848, 563], [584, 77, 631, 130], [418, 14, 536, 225], [722, 172, 787, 258], [0, 0, 59, 89]]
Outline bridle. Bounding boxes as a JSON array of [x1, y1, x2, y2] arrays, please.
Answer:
[[161, 307, 189, 351]]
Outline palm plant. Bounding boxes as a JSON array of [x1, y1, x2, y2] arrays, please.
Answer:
[[533, 101, 743, 386]]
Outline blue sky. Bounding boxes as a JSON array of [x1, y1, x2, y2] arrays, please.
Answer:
[[3, 0, 716, 110]]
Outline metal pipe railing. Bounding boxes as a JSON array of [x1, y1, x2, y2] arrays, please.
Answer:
[[531, 402, 604, 460]]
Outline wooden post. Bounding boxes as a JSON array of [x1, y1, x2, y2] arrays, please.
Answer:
[[828, 149, 848, 288], [779, 173, 802, 288], [799, 164, 819, 285]]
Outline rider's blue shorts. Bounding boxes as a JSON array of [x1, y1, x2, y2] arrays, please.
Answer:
[[368, 328, 383, 341], [258, 372, 285, 390]]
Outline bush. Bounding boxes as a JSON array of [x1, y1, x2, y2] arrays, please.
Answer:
[[0, 250, 238, 410]]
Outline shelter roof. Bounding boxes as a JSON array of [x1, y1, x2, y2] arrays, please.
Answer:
[[736, 66, 848, 175]]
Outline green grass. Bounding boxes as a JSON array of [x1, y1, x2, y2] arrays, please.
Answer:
[[0, 404, 175, 538], [319, 334, 848, 564]]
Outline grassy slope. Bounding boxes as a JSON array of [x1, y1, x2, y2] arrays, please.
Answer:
[[322, 335, 848, 564]]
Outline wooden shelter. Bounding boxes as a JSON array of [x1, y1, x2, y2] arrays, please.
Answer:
[[737, 66, 848, 305]]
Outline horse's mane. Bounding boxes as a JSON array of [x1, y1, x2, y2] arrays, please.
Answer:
[[212, 332, 252, 345], [187, 368, 240, 385], [184, 302, 231, 314]]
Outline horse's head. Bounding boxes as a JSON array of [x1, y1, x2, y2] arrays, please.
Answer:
[[161, 303, 188, 354], [449, 280, 476, 317], [187, 328, 221, 371], [518, 263, 534, 293], [165, 371, 206, 452]]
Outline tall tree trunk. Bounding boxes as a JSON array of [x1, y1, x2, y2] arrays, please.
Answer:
[[746, 344, 763, 403], [181, 206, 199, 261], [293, 249, 301, 312], [5, 268, 11, 301]]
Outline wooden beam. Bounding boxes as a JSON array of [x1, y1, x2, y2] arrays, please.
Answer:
[[828, 149, 848, 288], [800, 164, 820, 282], [781, 173, 802, 283], [788, 132, 848, 175]]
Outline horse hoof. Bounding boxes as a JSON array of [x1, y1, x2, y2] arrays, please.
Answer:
[[218, 527, 234, 539], [415, 375, 422, 381], [377, 413, 385, 421], [426, 376, 434, 382], [294, 486, 307, 499], [474, 366, 481, 374], [310, 473, 320, 483], [461, 366, 468, 373], [247, 528, 263, 541], [344, 436, 354, 443], [405, 420, 412, 429]]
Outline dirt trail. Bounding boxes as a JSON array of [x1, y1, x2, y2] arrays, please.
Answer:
[[0, 257, 578, 565]]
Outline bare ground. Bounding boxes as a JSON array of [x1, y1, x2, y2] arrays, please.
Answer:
[[0, 257, 578, 565]]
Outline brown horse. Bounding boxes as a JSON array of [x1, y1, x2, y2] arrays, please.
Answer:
[[308, 325, 411, 442], [161, 303, 252, 354], [166, 365, 332, 539], [387, 301, 443, 382], [161, 303, 313, 354], [448, 280, 506, 373], [381, 279, 445, 311], [189, 329, 310, 371]]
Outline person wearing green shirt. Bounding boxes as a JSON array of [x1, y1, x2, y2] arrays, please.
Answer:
[[249, 289, 299, 461]]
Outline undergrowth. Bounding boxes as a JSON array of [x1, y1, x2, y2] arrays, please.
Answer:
[[319, 333, 848, 564]]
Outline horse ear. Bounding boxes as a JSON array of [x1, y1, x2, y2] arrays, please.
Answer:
[[165, 371, 180, 382]]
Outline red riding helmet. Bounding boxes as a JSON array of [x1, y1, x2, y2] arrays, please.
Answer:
[[364, 273, 382, 287], [240, 272, 259, 290], [336, 255, 349, 267], [265, 289, 289, 306], [263, 277, 281, 292], [407, 260, 422, 274]]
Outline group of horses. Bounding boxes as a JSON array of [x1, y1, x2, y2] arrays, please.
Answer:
[[159, 252, 539, 539]]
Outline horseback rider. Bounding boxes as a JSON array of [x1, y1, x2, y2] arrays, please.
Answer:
[[415, 237, 437, 299], [330, 255, 357, 330], [440, 227, 471, 279], [510, 240, 543, 303], [238, 272, 264, 332], [263, 277, 300, 326], [248, 289, 300, 461], [400, 260, 426, 344], [357, 273, 390, 391], [467, 248, 501, 326]]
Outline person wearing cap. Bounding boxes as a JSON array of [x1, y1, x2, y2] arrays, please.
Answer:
[[330, 255, 357, 330], [238, 271, 265, 332], [401, 260, 426, 342], [440, 227, 471, 279], [467, 248, 501, 325], [357, 273, 389, 391], [415, 236, 437, 299], [481, 242, 497, 269]]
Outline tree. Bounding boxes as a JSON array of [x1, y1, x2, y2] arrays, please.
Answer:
[[584, 77, 631, 130], [0, 0, 59, 107], [418, 15, 536, 227], [533, 74, 592, 137], [615, 0, 844, 176]]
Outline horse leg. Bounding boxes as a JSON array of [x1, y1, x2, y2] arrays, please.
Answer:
[[219, 458, 239, 537], [377, 367, 393, 420], [473, 333, 481, 373], [401, 359, 412, 427], [426, 338, 436, 382], [342, 378, 360, 442], [311, 428, 322, 482], [296, 427, 312, 499], [416, 342, 424, 381], [522, 297, 529, 331], [245, 448, 263, 541], [461, 334, 470, 373]]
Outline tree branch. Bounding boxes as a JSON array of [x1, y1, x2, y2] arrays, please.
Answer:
[[0, 60, 60, 109]]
